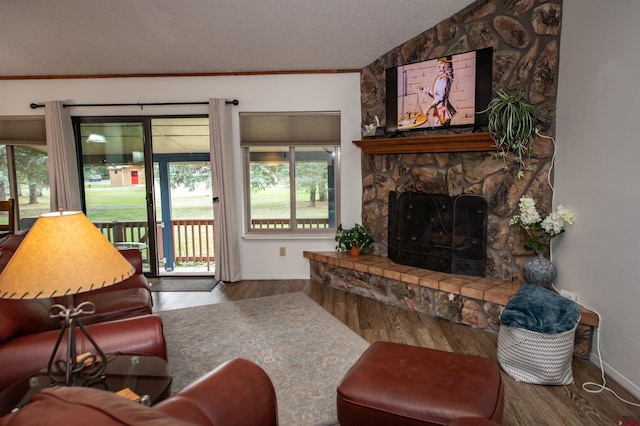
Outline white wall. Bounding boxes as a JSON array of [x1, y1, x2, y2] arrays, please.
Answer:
[[555, 1, 640, 398], [0, 73, 363, 280]]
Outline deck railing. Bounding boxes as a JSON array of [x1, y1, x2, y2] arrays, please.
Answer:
[[250, 218, 330, 229], [94, 219, 215, 269], [95, 217, 328, 270], [95, 220, 149, 246], [170, 219, 215, 264]]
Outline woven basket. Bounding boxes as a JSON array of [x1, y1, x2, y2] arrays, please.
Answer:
[[497, 322, 578, 385]]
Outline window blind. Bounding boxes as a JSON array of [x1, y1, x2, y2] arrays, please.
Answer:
[[240, 111, 340, 146]]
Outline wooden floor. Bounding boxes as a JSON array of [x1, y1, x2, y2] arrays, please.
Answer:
[[152, 279, 640, 425]]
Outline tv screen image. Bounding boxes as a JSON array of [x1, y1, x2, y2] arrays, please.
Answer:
[[386, 47, 492, 132]]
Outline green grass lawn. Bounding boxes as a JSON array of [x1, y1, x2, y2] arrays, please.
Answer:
[[17, 198, 50, 219], [249, 186, 329, 219], [18, 183, 328, 223], [84, 184, 215, 221]]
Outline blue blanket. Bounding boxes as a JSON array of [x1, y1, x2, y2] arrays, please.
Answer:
[[500, 284, 581, 334]]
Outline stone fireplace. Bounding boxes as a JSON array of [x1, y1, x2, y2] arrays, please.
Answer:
[[358, 0, 563, 281], [304, 0, 597, 362], [388, 191, 487, 276]]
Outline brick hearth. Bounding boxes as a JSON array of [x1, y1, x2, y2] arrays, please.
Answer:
[[304, 251, 598, 358]]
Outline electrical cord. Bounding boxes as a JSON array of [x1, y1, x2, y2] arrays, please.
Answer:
[[580, 312, 640, 407], [534, 129, 556, 193], [550, 283, 640, 407]]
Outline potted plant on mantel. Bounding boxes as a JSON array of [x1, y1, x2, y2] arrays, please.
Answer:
[[484, 88, 538, 179], [335, 223, 375, 256]]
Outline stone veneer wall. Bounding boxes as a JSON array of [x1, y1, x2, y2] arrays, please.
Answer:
[[359, 0, 563, 281]]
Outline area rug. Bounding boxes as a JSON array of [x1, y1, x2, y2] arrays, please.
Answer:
[[150, 278, 219, 292], [158, 292, 370, 425]]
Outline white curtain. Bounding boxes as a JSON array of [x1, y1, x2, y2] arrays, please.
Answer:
[[209, 99, 241, 282], [44, 101, 81, 212]]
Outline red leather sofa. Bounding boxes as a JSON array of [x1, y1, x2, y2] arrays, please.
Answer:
[[0, 358, 279, 426], [0, 234, 165, 393]]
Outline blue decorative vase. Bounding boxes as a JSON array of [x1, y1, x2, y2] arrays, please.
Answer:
[[523, 253, 557, 289]]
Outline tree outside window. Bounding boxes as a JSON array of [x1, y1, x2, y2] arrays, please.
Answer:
[[0, 145, 50, 228], [246, 145, 338, 232]]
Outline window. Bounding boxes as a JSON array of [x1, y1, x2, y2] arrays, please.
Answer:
[[241, 112, 340, 233], [0, 116, 50, 232], [13, 145, 50, 229], [0, 145, 50, 231]]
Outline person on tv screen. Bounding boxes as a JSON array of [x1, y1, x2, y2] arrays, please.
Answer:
[[421, 56, 456, 127]]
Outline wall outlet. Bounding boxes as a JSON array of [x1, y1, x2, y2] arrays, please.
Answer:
[[559, 289, 578, 301], [279, 247, 286, 257]]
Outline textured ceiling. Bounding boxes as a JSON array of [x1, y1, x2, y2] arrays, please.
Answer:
[[0, 0, 476, 77]]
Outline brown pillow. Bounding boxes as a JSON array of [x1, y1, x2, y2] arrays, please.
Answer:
[[0, 387, 195, 426]]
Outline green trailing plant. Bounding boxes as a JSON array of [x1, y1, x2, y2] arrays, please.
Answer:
[[335, 223, 374, 252], [484, 88, 538, 179]]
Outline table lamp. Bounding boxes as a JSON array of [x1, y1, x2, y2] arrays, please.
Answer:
[[0, 211, 135, 386]]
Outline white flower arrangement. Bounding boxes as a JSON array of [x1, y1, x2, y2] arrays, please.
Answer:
[[510, 197, 575, 254]]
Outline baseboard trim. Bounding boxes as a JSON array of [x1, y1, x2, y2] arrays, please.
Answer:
[[589, 352, 640, 400]]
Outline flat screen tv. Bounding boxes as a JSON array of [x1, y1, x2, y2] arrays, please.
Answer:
[[386, 47, 493, 132]]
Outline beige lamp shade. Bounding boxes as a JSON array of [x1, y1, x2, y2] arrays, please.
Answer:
[[0, 211, 135, 299]]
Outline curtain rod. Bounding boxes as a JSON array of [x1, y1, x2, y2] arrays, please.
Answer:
[[29, 99, 239, 110]]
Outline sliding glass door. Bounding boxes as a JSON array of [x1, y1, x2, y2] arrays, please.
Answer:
[[76, 119, 155, 273], [151, 118, 214, 276], [74, 116, 213, 277]]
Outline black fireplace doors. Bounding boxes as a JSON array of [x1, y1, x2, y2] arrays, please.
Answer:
[[388, 191, 487, 276]]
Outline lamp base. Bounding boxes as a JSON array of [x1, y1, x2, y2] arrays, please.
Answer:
[[48, 301, 107, 386]]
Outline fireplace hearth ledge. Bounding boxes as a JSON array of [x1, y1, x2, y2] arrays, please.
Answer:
[[303, 251, 598, 359]]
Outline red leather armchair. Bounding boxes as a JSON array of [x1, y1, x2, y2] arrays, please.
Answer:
[[0, 234, 161, 392], [0, 359, 279, 426], [0, 314, 167, 393]]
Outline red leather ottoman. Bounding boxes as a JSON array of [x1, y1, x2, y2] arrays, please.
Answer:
[[337, 341, 504, 426]]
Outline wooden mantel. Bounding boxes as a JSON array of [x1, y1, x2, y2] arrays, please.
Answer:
[[353, 132, 495, 154]]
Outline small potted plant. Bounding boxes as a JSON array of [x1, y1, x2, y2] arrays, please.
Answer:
[[484, 88, 538, 179], [335, 223, 374, 256]]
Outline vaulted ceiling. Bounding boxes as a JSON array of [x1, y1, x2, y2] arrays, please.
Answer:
[[1, 0, 476, 148], [0, 0, 475, 77]]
